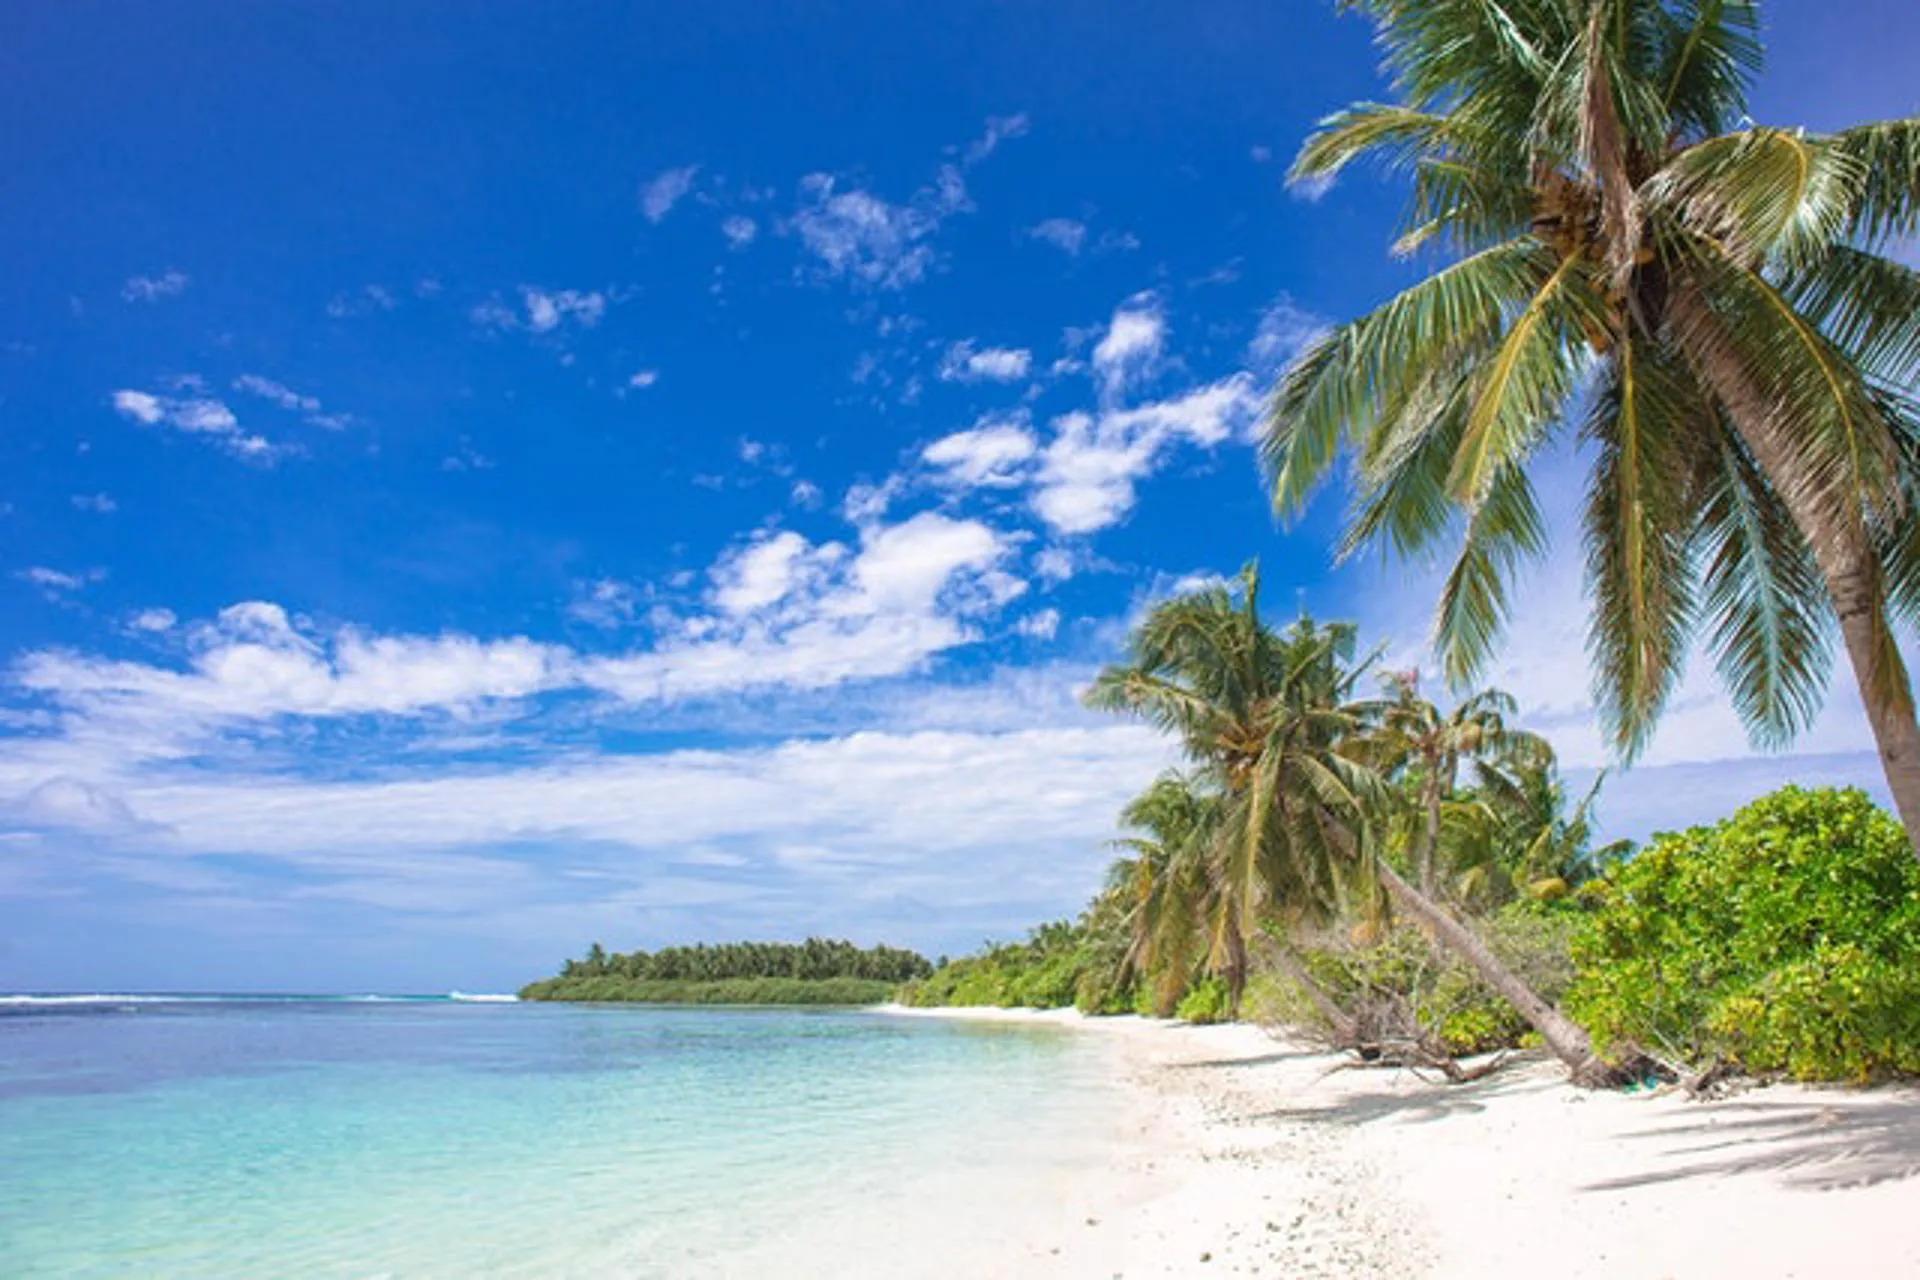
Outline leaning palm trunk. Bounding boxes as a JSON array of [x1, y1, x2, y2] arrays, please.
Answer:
[[1374, 861, 1613, 1084], [1221, 924, 1250, 1019], [1675, 285, 1920, 862], [1260, 936, 1359, 1044], [1419, 773, 1444, 897]]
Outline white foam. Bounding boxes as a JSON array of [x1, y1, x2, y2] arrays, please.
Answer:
[[448, 992, 519, 1003], [0, 994, 191, 1006]]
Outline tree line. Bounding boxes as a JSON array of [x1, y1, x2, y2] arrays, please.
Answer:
[[529, 938, 933, 993], [904, 566, 1920, 1084]]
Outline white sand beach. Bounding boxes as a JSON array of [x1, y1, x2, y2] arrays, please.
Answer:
[[880, 1006, 1920, 1278]]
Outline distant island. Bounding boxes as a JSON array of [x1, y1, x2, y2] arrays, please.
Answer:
[[519, 938, 934, 1005]]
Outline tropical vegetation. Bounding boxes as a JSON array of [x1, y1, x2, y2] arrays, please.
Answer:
[[522, 939, 932, 1005], [1568, 786, 1920, 1082], [913, 567, 1917, 1086], [1262, 0, 1920, 862]]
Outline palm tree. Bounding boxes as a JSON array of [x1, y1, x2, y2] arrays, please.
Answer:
[[1087, 566, 1611, 1078], [1086, 567, 1374, 1015], [1110, 770, 1228, 1014], [1365, 672, 1547, 896], [1263, 0, 1920, 859], [1446, 753, 1632, 906], [1111, 768, 1359, 1031]]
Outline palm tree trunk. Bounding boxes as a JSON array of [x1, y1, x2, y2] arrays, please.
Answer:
[[1421, 772, 1444, 897], [1261, 936, 1359, 1044], [1375, 861, 1612, 1083], [1676, 286, 1920, 862], [1222, 925, 1249, 1019]]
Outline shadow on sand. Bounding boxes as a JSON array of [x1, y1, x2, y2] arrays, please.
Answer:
[[1585, 1093, 1920, 1193], [1239, 1056, 1565, 1128]]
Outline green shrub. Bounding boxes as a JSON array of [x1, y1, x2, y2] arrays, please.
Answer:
[[894, 920, 1143, 1012], [519, 976, 898, 1005], [1566, 786, 1920, 1082], [1250, 909, 1573, 1056], [1174, 977, 1231, 1024]]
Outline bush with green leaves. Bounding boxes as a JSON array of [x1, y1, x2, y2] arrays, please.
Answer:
[[895, 921, 1142, 1013], [1174, 977, 1231, 1024], [519, 975, 899, 1005], [1250, 908, 1574, 1056], [1566, 787, 1920, 1082]]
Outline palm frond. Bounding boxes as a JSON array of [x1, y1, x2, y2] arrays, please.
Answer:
[[1266, 237, 1554, 520], [1826, 118, 1920, 246], [1669, 226, 1901, 520], [1446, 253, 1604, 501], [1433, 462, 1548, 689], [1581, 336, 1702, 758], [1781, 244, 1920, 390], [1655, 0, 1761, 141], [1695, 427, 1835, 746], [1650, 128, 1863, 269]]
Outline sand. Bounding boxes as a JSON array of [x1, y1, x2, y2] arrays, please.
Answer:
[[878, 1005, 1920, 1278]]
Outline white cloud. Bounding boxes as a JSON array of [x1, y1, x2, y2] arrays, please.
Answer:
[[232, 375, 319, 413], [627, 369, 660, 390], [963, 113, 1030, 164], [790, 176, 947, 290], [71, 493, 117, 514], [1028, 218, 1087, 255], [6, 509, 1023, 752], [938, 341, 1032, 384], [441, 438, 496, 472], [784, 116, 1023, 291], [640, 165, 700, 222], [568, 579, 641, 629], [18, 602, 568, 733], [0, 723, 1171, 940], [1091, 297, 1166, 398], [473, 289, 606, 334], [721, 215, 758, 248], [523, 288, 605, 333], [1032, 547, 1077, 584], [1032, 375, 1261, 534], [122, 270, 189, 302], [851, 513, 1012, 612], [231, 374, 349, 431], [17, 566, 106, 593], [111, 388, 277, 462], [790, 479, 823, 509], [1014, 609, 1061, 640], [582, 513, 1020, 705], [710, 530, 835, 616], [1248, 294, 1329, 369], [842, 476, 905, 526], [922, 416, 1038, 490], [128, 608, 177, 633], [325, 285, 398, 319]]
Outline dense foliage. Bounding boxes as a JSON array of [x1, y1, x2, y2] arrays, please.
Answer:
[[908, 567, 1627, 1059], [521, 976, 900, 1006], [1567, 787, 1920, 1081], [1255, 909, 1577, 1057], [522, 938, 932, 1004], [896, 920, 1141, 1015]]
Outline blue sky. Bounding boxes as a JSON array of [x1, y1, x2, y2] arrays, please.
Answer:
[[1, 2, 1911, 993]]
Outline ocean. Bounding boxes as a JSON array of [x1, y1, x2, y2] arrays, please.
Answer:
[[0, 996, 1124, 1278]]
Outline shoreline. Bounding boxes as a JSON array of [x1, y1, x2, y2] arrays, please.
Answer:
[[878, 1004, 1920, 1277]]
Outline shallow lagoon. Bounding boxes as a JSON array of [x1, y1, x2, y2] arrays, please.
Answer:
[[0, 997, 1121, 1277]]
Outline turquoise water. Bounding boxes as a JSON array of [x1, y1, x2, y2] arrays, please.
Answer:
[[0, 997, 1122, 1278]]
